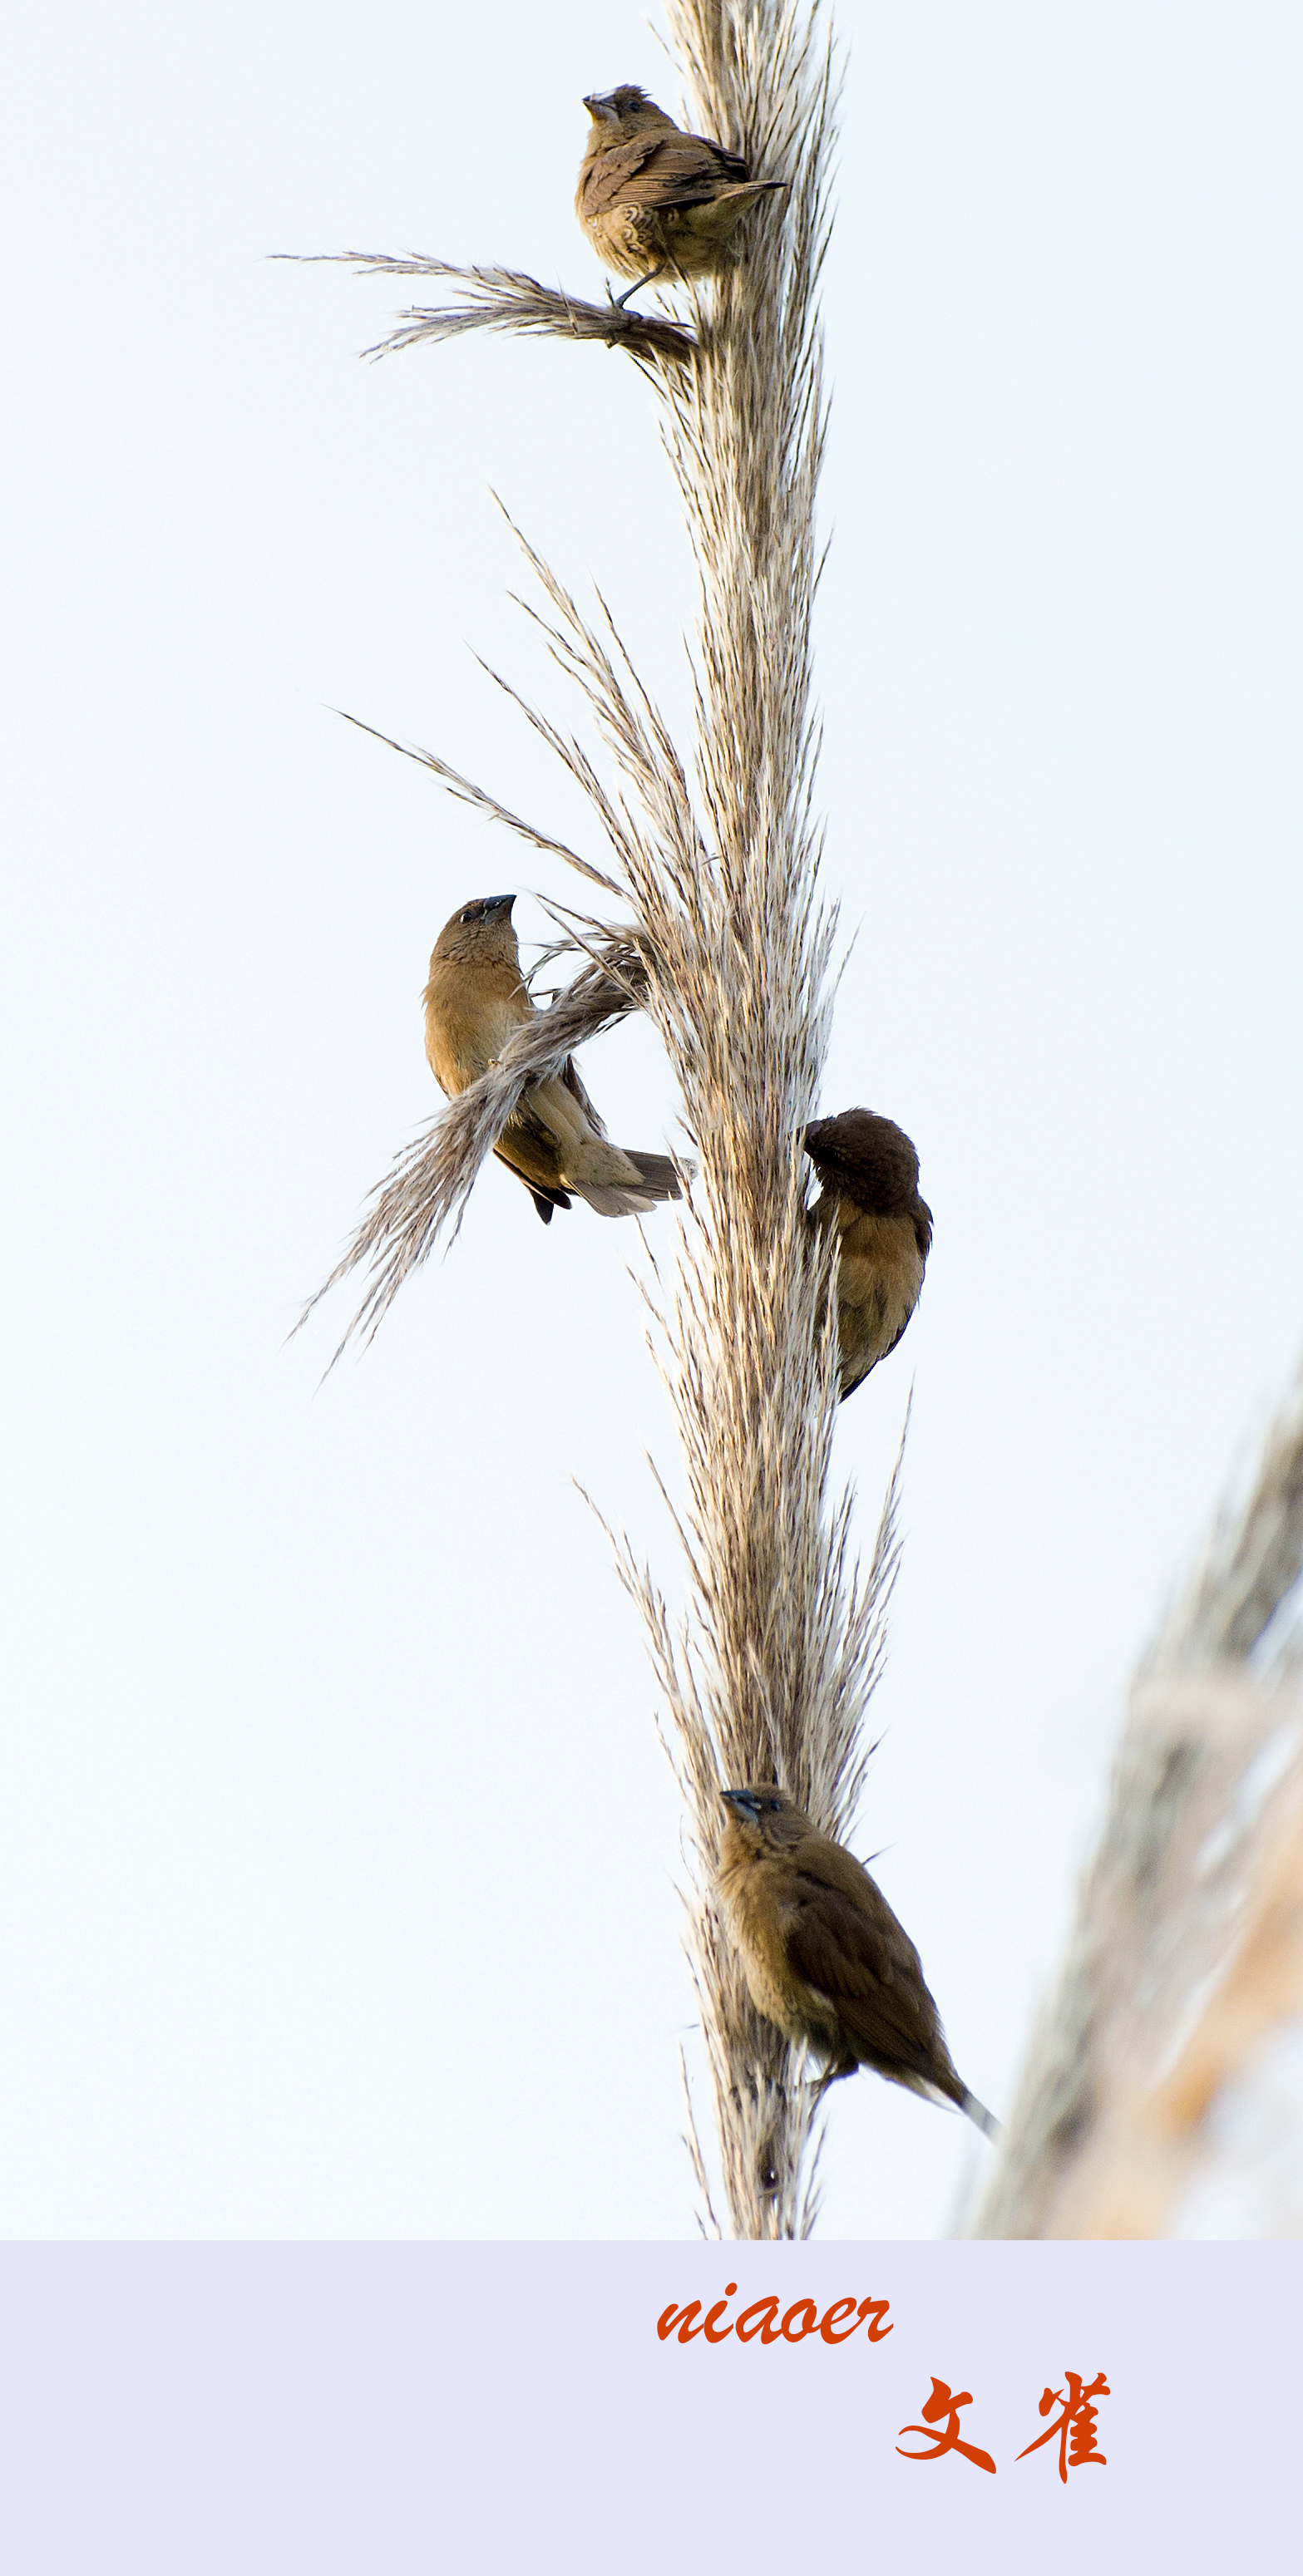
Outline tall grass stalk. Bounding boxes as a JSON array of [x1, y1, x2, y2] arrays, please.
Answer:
[[310, 1, 904, 2236]]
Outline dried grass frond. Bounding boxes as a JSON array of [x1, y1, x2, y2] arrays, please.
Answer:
[[279, 252, 696, 370], [301, 928, 649, 1362], [976, 1354, 1303, 2238], [1153, 1359, 1303, 1670]]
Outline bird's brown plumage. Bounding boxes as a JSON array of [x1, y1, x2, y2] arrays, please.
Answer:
[[717, 1785, 999, 2137], [422, 894, 684, 1224], [803, 1109, 933, 1400], [575, 86, 784, 296]]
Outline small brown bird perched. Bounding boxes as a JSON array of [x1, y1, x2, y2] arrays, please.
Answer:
[[804, 1110, 933, 1401], [576, 86, 785, 305], [717, 1785, 999, 2139], [423, 894, 684, 1224]]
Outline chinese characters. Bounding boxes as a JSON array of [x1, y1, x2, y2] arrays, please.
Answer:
[[898, 2370, 1109, 2477]]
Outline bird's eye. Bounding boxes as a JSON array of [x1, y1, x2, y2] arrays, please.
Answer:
[[765, 1799, 780, 1811], [460, 907, 476, 924]]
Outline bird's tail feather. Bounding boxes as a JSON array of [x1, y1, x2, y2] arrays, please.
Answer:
[[962, 2091, 1002, 2142], [918, 2074, 1002, 2140], [575, 1182, 664, 1218], [565, 1145, 691, 1219], [573, 1150, 687, 1218], [625, 1150, 687, 1203]]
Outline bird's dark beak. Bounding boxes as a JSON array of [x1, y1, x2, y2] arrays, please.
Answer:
[[486, 894, 516, 917], [722, 1789, 760, 1821], [582, 94, 615, 123]]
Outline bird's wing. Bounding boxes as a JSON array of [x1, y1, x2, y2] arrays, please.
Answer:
[[784, 1871, 940, 2068], [560, 1052, 607, 1137], [493, 1094, 570, 1196], [582, 129, 749, 217], [873, 1311, 914, 1368], [508, 1091, 568, 1155]]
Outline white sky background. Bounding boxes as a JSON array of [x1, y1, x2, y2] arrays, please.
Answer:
[[2, 0, 1301, 2239]]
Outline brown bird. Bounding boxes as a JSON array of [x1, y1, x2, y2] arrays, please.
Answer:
[[717, 1785, 999, 2139], [804, 1110, 933, 1401], [576, 86, 785, 306], [423, 893, 684, 1224]]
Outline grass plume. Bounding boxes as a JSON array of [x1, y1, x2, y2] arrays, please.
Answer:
[[278, 252, 696, 370], [304, 2, 906, 2236]]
